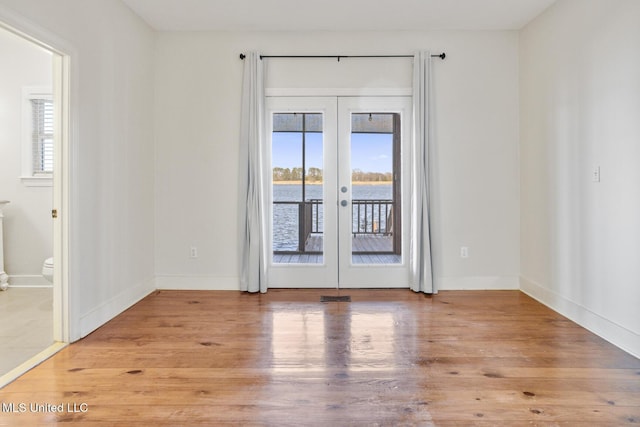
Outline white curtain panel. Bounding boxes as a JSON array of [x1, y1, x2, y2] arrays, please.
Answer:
[[410, 51, 435, 294], [239, 52, 268, 293]]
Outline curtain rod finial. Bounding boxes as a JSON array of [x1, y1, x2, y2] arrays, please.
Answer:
[[239, 53, 246, 60]]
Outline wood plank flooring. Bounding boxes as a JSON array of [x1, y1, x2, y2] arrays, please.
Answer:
[[0, 289, 638, 426], [305, 234, 394, 252]]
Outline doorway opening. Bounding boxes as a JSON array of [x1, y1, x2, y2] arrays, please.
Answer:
[[0, 19, 70, 386], [267, 96, 411, 289]]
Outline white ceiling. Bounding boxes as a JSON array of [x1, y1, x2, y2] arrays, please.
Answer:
[[120, 0, 558, 32]]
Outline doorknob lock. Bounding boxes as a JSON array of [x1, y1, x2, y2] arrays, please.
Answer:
[[340, 200, 348, 207]]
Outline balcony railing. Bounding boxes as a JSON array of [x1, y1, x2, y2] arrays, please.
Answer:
[[349, 199, 394, 236], [273, 199, 394, 253]]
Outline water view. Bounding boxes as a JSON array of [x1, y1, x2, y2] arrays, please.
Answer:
[[273, 183, 393, 252]]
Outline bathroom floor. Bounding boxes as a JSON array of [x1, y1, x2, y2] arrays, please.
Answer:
[[0, 287, 53, 376]]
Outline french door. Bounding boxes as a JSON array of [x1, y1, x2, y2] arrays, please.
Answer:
[[266, 96, 411, 288]]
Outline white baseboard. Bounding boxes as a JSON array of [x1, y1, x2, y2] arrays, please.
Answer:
[[7, 275, 52, 288], [520, 276, 640, 359], [153, 275, 518, 292], [437, 276, 519, 291], [154, 275, 240, 291], [79, 277, 155, 338]]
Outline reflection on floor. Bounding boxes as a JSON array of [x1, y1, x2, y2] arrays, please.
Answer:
[[0, 287, 53, 376]]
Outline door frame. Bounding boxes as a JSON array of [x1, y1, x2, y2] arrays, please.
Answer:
[[265, 96, 412, 289], [0, 10, 73, 344]]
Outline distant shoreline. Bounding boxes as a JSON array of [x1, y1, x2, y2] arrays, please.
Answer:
[[273, 181, 392, 186]]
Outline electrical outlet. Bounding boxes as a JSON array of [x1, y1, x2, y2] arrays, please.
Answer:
[[190, 246, 198, 259], [460, 246, 469, 258]]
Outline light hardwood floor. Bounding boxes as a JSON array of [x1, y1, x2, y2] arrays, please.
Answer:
[[0, 289, 638, 426]]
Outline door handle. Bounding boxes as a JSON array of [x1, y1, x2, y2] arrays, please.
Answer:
[[340, 200, 348, 207]]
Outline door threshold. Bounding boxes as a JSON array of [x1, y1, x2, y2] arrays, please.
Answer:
[[0, 341, 67, 388]]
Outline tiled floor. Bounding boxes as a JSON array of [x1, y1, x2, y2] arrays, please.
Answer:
[[0, 287, 53, 376]]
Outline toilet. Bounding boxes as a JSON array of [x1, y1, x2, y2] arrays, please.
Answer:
[[42, 257, 54, 283]]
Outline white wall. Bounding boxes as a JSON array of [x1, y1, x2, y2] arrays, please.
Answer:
[[0, 0, 156, 340], [154, 31, 520, 291], [520, 0, 640, 357], [0, 28, 52, 285]]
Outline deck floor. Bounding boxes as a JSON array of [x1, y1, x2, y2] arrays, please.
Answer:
[[274, 234, 401, 264]]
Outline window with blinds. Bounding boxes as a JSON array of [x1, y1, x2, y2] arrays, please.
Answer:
[[30, 98, 54, 174]]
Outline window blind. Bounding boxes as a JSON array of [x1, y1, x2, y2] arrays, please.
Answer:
[[31, 98, 54, 174]]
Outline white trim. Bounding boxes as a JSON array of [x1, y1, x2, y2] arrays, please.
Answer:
[[0, 5, 75, 55], [155, 275, 240, 291], [79, 277, 155, 338], [56, 52, 77, 343], [0, 7, 77, 344], [436, 276, 520, 290], [266, 87, 413, 97], [7, 274, 52, 288], [520, 276, 640, 359], [19, 176, 53, 187]]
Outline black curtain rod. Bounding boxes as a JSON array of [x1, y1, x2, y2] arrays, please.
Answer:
[[239, 53, 446, 61]]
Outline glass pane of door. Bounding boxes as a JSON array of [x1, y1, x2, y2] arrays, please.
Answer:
[[272, 112, 324, 265], [350, 112, 402, 265]]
